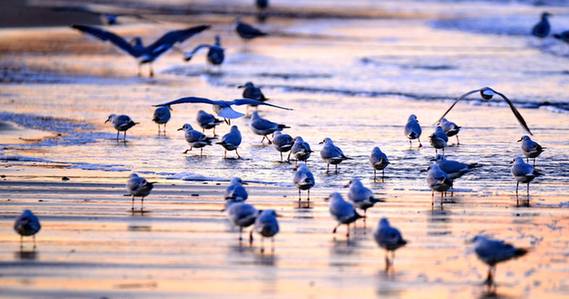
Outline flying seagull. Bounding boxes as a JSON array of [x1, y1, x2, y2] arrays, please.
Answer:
[[184, 35, 225, 67], [154, 97, 292, 124], [435, 87, 533, 135], [71, 24, 210, 77]]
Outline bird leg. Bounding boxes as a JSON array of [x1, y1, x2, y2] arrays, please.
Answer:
[[335, 164, 338, 174], [527, 183, 530, 198], [409, 140, 412, 148], [224, 150, 227, 159], [280, 152, 283, 162], [382, 170, 385, 182], [149, 64, 154, 78], [141, 196, 144, 212], [287, 151, 292, 162], [235, 149, 241, 159], [116, 130, 120, 141], [516, 181, 519, 197], [332, 224, 341, 234], [239, 227, 243, 241], [261, 136, 267, 144], [260, 237, 265, 254], [456, 135, 460, 145], [373, 169, 377, 182], [298, 189, 301, 201], [271, 237, 275, 253], [346, 224, 350, 238], [123, 131, 127, 142], [200, 148, 203, 157], [137, 64, 142, 77], [418, 138, 423, 147], [249, 229, 254, 245], [307, 189, 310, 202], [131, 196, 135, 211], [33, 235, 36, 250]]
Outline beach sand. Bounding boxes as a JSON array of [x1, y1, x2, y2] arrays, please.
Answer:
[[1, 1, 569, 298]]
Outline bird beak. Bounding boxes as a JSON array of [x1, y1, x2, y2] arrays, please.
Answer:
[[237, 85, 244, 88], [318, 141, 324, 144], [517, 138, 522, 142], [219, 208, 226, 212], [104, 119, 110, 123], [241, 182, 248, 185], [276, 213, 283, 218], [177, 127, 183, 131], [324, 196, 329, 202], [168, 106, 173, 111], [509, 159, 514, 164]]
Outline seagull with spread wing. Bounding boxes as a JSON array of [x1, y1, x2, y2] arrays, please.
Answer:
[[435, 87, 533, 135], [71, 24, 210, 77], [154, 97, 293, 125]]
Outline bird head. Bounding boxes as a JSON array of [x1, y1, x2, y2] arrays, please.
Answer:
[[230, 177, 247, 185], [105, 114, 116, 123], [408, 114, 418, 122], [319, 137, 332, 145], [214, 35, 222, 46], [518, 135, 530, 142], [379, 217, 390, 227], [542, 12, 552, 19], [238, 82, 254, 89], [178, 123, 193, 131]]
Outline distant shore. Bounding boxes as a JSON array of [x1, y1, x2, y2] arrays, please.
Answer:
[[0, 0, 100, 28]]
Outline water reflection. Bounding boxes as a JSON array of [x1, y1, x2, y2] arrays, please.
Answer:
[[15, 248, 38, 261], [427, 208, 452, 237]]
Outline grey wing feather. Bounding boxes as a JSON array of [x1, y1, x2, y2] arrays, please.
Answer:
[[71, 25, 140, 57], [230, 99, 293, 110], [154, 97, 218, 107]]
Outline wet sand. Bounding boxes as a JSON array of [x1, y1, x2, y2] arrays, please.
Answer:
[[1, 1, 569, 298]]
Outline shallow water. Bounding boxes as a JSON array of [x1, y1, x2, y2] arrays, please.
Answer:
[[0, 1, 568, 298]]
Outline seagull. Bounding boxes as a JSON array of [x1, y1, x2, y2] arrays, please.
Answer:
[[225, 177, 248, 202], [435, 87, 533, 135], [217, 126, 243, 159], [374, 218, 407, 269], [71, 24, 210, 77], [126, 173, 155, 211], [250, 111, 290, 144], [532, 12, 552, 38], [426, 164, 453, 205], [434, 154, 479, 180], [369, 146, 390, 182], [196, 110, 223, 136], [293, 164, 315, 202], [273, 131, 294, 161], [184, 35, 225, 67], [236, 19, 268, 41], [226, 201, 259, 243], [346, 178, 384, 220], [154, 97, 292, 125], [254, 209, 280, 253], [404, 114, 422, 148], [430, 126, 448, 156], [470, 235, 528, 288], [439, 118, 461, 145], [178, 123, 216, 157], [319, 138, 351, 174], [325, 192, 364, 238], [518, 135, 545, 166], [14, 209, 41, 248], [239, 82, 269, 113], [289, 136, 313, 164], [152, 106, 171, 135], [511, 157, 542, 199], [105, 114, 138, 141]]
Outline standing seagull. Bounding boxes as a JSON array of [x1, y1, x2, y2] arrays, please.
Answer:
[[435, 87, 533, 135], [404, 114, 423, 148], [14, 210, 41, 248], [226, 201, 259, 243], [178, 123, 215, 157], [126, 173, 155, 211], [250, 111, 290, 144], [374, 218, 407, 269], [427, 164, 453, 205], [196, 110, 223, 136], [71, 24, 210, 77], [289, 136, 312, 164], [154, 97, 292, 125], [217, 126, 243, 159], [239, 82, 269, 113], [553, 31, 569, 43], [273, 131, 294, 161], [439, 118, 461, 145], [184, 35, 225, 68], [152, 106, 171, 135], [319, 138, 352, 174], [518, 135, 545, 166], [254, 209, 279, 253], [532, 12, 552, 38], [511, 157, 542, 200], [225, 177, 248, 202], [369, 146, 390, 182], [236, 19, 268, 41], [430, 126, 448, 156], [434, 155, 479, 180], [325, 192, 364, 238], [346, 178, 384, 220], [470, 235, 528, 288], [293, 164, 315, 203], [105, 114, 138, 142]]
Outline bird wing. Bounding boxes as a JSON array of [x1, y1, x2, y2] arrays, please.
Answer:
[[71, 25, 141, 57], [184, 44, 213, 60], [230, 99, 293, 110], [434, 89, 480, 125], [494, 91, 533, 136], [218, 107, 244, 119], [146, 25, 210, 54], [154, 97, 218, 107]]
